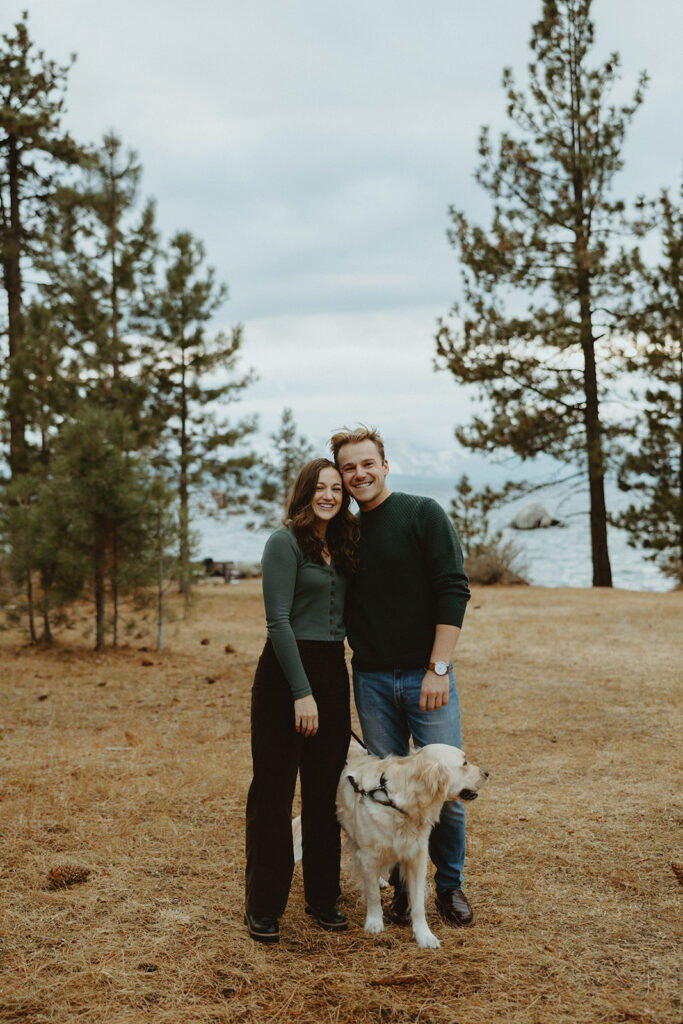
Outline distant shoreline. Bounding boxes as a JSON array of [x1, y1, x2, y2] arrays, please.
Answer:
[[195, 475, 671, 593]]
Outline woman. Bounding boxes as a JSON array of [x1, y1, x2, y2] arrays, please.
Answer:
[[244, 458, 358, 943]]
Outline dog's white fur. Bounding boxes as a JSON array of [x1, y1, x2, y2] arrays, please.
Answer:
[[336, 740, 488, 948]]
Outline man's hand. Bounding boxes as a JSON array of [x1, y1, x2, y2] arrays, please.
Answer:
[[294, 694, 319, 736], [419, 670, 449, 712]]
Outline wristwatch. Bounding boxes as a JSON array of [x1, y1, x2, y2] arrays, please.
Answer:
[[428, 661, 449, 676]]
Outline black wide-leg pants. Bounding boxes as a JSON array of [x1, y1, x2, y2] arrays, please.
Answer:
[[245, 639, 350, 918]]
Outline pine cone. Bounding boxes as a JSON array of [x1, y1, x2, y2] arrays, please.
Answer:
[[671, 861, 683, 886], [47, 863, 91, 889]]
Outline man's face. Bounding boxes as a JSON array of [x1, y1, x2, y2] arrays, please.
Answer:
[[336, 439, 389, 511]]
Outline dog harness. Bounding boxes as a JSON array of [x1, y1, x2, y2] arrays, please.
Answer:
[[346, 772, 408, 815]]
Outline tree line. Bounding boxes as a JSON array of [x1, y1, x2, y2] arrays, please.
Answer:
[[0, 14, 306, 648], [439, 0, 681, 588], [1, 3, 681, 651]]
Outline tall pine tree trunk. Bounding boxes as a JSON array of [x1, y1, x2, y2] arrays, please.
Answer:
[[5, 134, 28, 477], [179, 470, 190, 602], [573, 197, 613, 586], [581, 342, 612, 587], [678, 352, 683, 564], [178, 369, 191, 602], [108, 147, 120, 381], [110, 242, 119, 379], [94, 516, 107, 651], [577, 236, 614, 589], [41, 574, 53, 645], [573, 242, 613, 586], [26, 569, 37, 643], [111, 528, 119, 647], [156, 506, 164, 652], [570, 42, 612, 587]]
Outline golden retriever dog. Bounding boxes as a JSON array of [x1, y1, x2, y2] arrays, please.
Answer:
[[335, 740, 488, 949]]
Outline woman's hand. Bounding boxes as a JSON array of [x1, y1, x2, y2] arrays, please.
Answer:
[[294, 695, 319, 736]]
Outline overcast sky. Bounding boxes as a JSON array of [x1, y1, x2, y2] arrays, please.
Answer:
[[11, 0, 683, 472]]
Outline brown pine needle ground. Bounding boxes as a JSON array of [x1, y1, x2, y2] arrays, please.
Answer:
[[1, 582, 681, 1024]]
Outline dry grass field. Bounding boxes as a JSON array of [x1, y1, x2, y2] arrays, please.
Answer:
[[1, 581, 681, 1024]]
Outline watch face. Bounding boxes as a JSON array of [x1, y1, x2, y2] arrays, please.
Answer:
[[434, 661, 448, 676]]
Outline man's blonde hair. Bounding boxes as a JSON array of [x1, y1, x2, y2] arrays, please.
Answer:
[[329, 425, 385, 464]]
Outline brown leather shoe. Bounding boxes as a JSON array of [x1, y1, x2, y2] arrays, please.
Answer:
[[387, 888, 411, 927], [435, 888, 474, 927]]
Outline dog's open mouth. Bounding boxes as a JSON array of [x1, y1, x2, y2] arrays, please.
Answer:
[[458, 788, 478, 801]]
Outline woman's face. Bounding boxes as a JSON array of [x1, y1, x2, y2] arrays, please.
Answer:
[[311, 466, 343, 526]]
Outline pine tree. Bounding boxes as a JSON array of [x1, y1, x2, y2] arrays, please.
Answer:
[[449, 475, 506, 555], [612, 184, 683, 581], [138, 231, 256, 598], [40, 131, 157, 425], [0, 13, 84, 475], [1, 469, 85, 643], [35, 133, 159, 630], [435, 0, 647, 587], [148, 477, 179, 651], [250, 407, 314, 529], [448, 475, 527, 585], [1, 474, 39, 640], [48, 407, 161, 650], [16, 300, 76, 464]]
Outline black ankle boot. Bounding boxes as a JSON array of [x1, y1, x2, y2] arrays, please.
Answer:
[[387, 889, 411, 926], [305, 904, 348, 932], [244, 910, 280, 943]]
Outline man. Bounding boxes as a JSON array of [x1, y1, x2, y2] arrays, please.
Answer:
[[329, 426, 474, 927]]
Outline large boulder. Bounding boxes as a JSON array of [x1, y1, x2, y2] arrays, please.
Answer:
[[510, 502, 562, 530]]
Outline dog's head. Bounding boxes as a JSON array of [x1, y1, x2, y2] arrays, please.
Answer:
[[416, 744, 489, 804]]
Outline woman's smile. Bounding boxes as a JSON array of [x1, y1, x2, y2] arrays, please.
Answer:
[[312, 466, 343, 522]]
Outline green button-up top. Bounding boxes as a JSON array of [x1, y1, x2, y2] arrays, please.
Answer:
[[261, 527, 347, 699]]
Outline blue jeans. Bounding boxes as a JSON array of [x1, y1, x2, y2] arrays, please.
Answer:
[[352, 666, 466, 893]]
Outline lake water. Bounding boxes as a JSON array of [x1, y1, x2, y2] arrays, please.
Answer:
[[195, 474, 671, 592]]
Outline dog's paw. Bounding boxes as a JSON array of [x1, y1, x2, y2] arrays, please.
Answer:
[[414, 928, 441, 949], [364, 916, 384, 935], [378, 875, 389, 889]]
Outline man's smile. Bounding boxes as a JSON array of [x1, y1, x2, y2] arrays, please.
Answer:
[[336, 438, 391, 511]]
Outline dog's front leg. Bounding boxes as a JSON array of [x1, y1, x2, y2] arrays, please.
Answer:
[[357, 855, 384, 935], [404, 848, 440, 949]]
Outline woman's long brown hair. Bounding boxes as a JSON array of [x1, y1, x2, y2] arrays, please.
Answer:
[[284, 458, 358, 575]]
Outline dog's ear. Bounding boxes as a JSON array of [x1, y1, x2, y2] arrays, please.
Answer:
[[420, 761, 452, 801]]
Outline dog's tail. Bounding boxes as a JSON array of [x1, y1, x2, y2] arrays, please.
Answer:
[[292, 815, 302, 863], [292, 811, 389, 888]]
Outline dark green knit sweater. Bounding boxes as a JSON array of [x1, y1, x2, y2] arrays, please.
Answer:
[[347, 492, 470, 670]]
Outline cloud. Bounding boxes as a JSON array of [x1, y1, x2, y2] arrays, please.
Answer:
[[18, 0, 681, 329], [224, 305, 478, 470], [9, 0, 683, 488]]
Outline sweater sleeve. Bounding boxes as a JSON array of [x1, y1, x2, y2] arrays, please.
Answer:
[[261, 531, 312, 699], [419, 499, 471, 628]]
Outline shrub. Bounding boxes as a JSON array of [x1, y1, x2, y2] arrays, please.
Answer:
[[450, 475, 528, 584], [660, 557, 683, 589], [464, 539, 528, 586]]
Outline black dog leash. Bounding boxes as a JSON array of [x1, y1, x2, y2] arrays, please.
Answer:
[[351, 728, 367, 749]]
